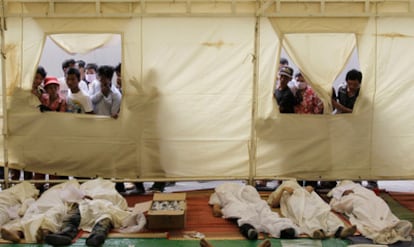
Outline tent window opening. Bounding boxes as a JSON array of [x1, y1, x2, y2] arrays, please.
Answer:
[[331, 48, 361, 114], [274, 50, 324, 114], [34, 34, 122, 118]]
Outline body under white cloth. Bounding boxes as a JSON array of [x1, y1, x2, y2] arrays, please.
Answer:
[[329, 180, 412, 245], [209, 182, 299, 238]]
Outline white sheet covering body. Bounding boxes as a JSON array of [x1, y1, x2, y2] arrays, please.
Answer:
[[2, 180, 79, 242], [209, 182, 300, 238], [268, 180, 345, 237], [2, 178, 144, 243], [77, 178, 140, 232], [329, 181, 413, 244], [0, 182, 39, 227]]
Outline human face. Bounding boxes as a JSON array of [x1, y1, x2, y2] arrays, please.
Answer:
[[33, 73, 44, 88], [296, 74, 305, 83], [279, 74, 291, 88], [347, 79, 360, 92], [86, 68, 96, 75], [85, 69, 97, 83], [100, 78, 111, 96], [66, 74, 80, 92], [45, 84, 59, 97]]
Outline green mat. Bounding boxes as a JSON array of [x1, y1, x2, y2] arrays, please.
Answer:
[[0, 238, 351, 247], [380, 192, 414, 226]]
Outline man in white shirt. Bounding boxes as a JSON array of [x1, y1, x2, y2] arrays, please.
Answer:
[[91, 65, 122, 119], [58, 59, 88, 98], [66, 68, 94, 114]]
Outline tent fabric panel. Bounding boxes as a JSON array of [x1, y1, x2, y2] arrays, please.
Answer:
[[140, 140, 250, 177], [8, 135, 138, 178], [256, 17, 375, 180], [49, 34, 117, 55], [4, 17, 256, 179], [2, 14, 414, 180], [370, 17, 414, 178]]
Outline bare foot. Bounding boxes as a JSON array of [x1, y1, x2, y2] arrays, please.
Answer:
[[200, 238, 214, 247], [283, 187, 294, 194], [312, 229, 326, 239], [1, 228, 21, 243], [36, 227, 51, 243], [305, 186, 314, 193], [212, 204, 223, 217], [340, 225, 357, 238], [258, 239, 272, 247]]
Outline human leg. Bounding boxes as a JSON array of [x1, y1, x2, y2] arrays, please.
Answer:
[[85, 217, 113, 246], [134, 182, 146, 194], [0, 228, 22, 243], [239, 223, 258, 240], [312, 229, 326, 239], [333, 225, 357, 239], [150, 182, 165, 192], [44, 203, 81, 246], [280, 227, 296, 239]]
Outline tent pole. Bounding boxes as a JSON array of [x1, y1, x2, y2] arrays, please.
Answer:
[[0, 4, 8, 188], [248, 14, 261, 186]]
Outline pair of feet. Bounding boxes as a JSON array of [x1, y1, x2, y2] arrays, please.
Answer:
[[312, 225, 357, 239], [133, 182, 166, 194], [44, 230, 106, 246], [200, 238, 271, 247]]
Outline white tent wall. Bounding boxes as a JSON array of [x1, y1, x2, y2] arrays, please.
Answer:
[[372, 17, 414, 178], [1, 0, 414, 182], [3, 16, 258, 179], [6, 18, 143, 178]]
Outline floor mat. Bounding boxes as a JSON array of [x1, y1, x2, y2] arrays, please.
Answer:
[[380, 192, 414, 226], [1, 238, 349, 247], [348, 236, 414, 247]]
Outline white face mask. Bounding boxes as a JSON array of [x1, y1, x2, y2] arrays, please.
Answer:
[[85, 74, 96, 82]]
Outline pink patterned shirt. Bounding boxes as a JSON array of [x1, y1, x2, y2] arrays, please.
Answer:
[[294, 86, 323, 114], [40, 94, 67, 112]]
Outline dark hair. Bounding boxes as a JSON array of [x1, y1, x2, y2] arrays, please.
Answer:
[[62, 59, 76, 70], [345, 69, 362, 83], [76, 60, 86, 68], [280, 57, 289, 66], [86, 63, 98, 71], [295, 71, 302, 78], [67, 67, 81, 81], [37, 66, 47, 78], [115, 63, 121, 74], [97, 65, 114, 81]]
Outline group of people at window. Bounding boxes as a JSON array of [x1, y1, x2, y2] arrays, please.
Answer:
[[274, 58, 362, 115], [32, 59, 122, 118], [272, 58, 377, 189], [2, 59, 124, 190]]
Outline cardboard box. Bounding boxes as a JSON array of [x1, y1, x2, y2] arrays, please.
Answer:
[[147, 192, 186, 230]]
